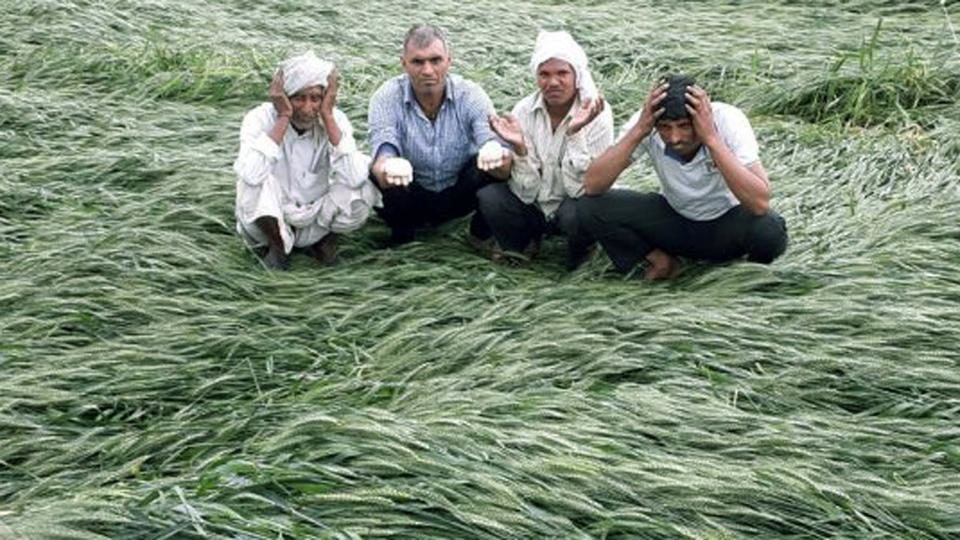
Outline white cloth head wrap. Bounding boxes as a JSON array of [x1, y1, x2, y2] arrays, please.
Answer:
[[529, 31, 597, 101], [280, 51, 334, 96]]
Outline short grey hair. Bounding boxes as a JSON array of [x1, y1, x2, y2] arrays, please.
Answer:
[[403, 24, 449, 54]]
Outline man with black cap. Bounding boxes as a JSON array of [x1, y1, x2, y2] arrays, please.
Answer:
[[578, 75, 788, 279]]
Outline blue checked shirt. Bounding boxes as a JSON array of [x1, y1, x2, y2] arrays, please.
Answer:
[[368, 74, 500, 192]]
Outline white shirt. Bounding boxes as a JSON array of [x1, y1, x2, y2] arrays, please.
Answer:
[[509, 92, 614, 217], [234, 103, 369, 205], [620, 102, 760, 221]]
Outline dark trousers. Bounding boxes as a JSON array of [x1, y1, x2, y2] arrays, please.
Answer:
[[371, 158, 494, 244], [476, 182, 587, 253], [578, 190, 788, 273]]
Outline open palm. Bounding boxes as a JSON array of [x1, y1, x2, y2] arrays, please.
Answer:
[[489, 114, 525, 149], [568, 96, 604, 135]]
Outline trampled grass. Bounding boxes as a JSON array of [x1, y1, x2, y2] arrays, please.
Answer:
[[1, 0, 959, 538]]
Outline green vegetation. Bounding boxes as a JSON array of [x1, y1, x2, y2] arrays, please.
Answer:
[[1, 0, 958, 538], [748, 19, 960, 127]]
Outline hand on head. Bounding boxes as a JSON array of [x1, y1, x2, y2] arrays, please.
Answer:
[[269, 69, 293, 118], [640, 81, 669, 129], [321, 69, 338, 116], [684, 84, 717, 142]]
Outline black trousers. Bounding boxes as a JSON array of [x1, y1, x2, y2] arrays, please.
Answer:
[[578, 190, 788, 273], [475, 182, 588, 253], [371, 158, 495, 244]]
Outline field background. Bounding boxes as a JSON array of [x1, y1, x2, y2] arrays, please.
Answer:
[[2, 0, 960, 538]]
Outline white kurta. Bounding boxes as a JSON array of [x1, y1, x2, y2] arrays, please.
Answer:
[[508, 92, 614, 217], [233, 103, 380, 253]]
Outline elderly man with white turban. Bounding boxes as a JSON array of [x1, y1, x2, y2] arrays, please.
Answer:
[[475, 30, 614, 269], [234, 51, 380, 270]]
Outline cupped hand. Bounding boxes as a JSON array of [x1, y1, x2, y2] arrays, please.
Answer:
[[269, 69, 293, 118], [567, 95, 605, 135], [477, 140, 507, 171]]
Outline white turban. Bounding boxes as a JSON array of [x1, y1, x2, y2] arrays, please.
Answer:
[[529, 31, 597, 102], [280, 51, 334, 96]]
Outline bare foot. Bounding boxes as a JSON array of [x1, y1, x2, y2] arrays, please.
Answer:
[[643, 249, 680, 280], [466, 233, 496, 258], [263, 247, 290, 271], [308, 233, 339, 265]]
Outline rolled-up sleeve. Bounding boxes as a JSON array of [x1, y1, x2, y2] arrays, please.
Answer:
[[562, 106, 614, 198], [368, 82, 403, 159], [718, 105, 760, 165], [233, 106, 279, 187], [329, 108, 371, 189]]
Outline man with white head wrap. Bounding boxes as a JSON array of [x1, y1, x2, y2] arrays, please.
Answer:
[[475, 30, 614, 269], [234, 51, 380, 270]]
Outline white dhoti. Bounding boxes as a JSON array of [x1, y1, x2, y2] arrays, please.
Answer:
[[236, 176, 380, 254]]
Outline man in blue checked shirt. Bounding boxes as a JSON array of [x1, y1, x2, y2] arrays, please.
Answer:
[[368, 24, 512, 246]]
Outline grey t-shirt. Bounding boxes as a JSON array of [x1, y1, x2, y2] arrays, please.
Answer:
[[619, 102, 760, 220]]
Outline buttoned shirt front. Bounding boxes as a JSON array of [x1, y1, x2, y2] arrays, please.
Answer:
[[368, 74, 499, 192], [509, 92, 614, 217]]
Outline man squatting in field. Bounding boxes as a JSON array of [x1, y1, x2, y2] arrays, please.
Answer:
[[234, 51, 380, 270], [367, 24, 513, 246], [578, 75, 788, 279], [475, 30, 614, 269]]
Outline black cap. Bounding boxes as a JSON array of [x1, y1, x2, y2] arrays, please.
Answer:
[[660, 74, 696, 121]]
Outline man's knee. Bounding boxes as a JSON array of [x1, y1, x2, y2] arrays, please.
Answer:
[[554, 198, 582, 237], [330, 203, 371, 234], [373, 182, 414, 227], [577, 193, 611, 231], [327, 183, 376, 233], [746, 213, 788, 263], [476, 182, 512, 218]]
